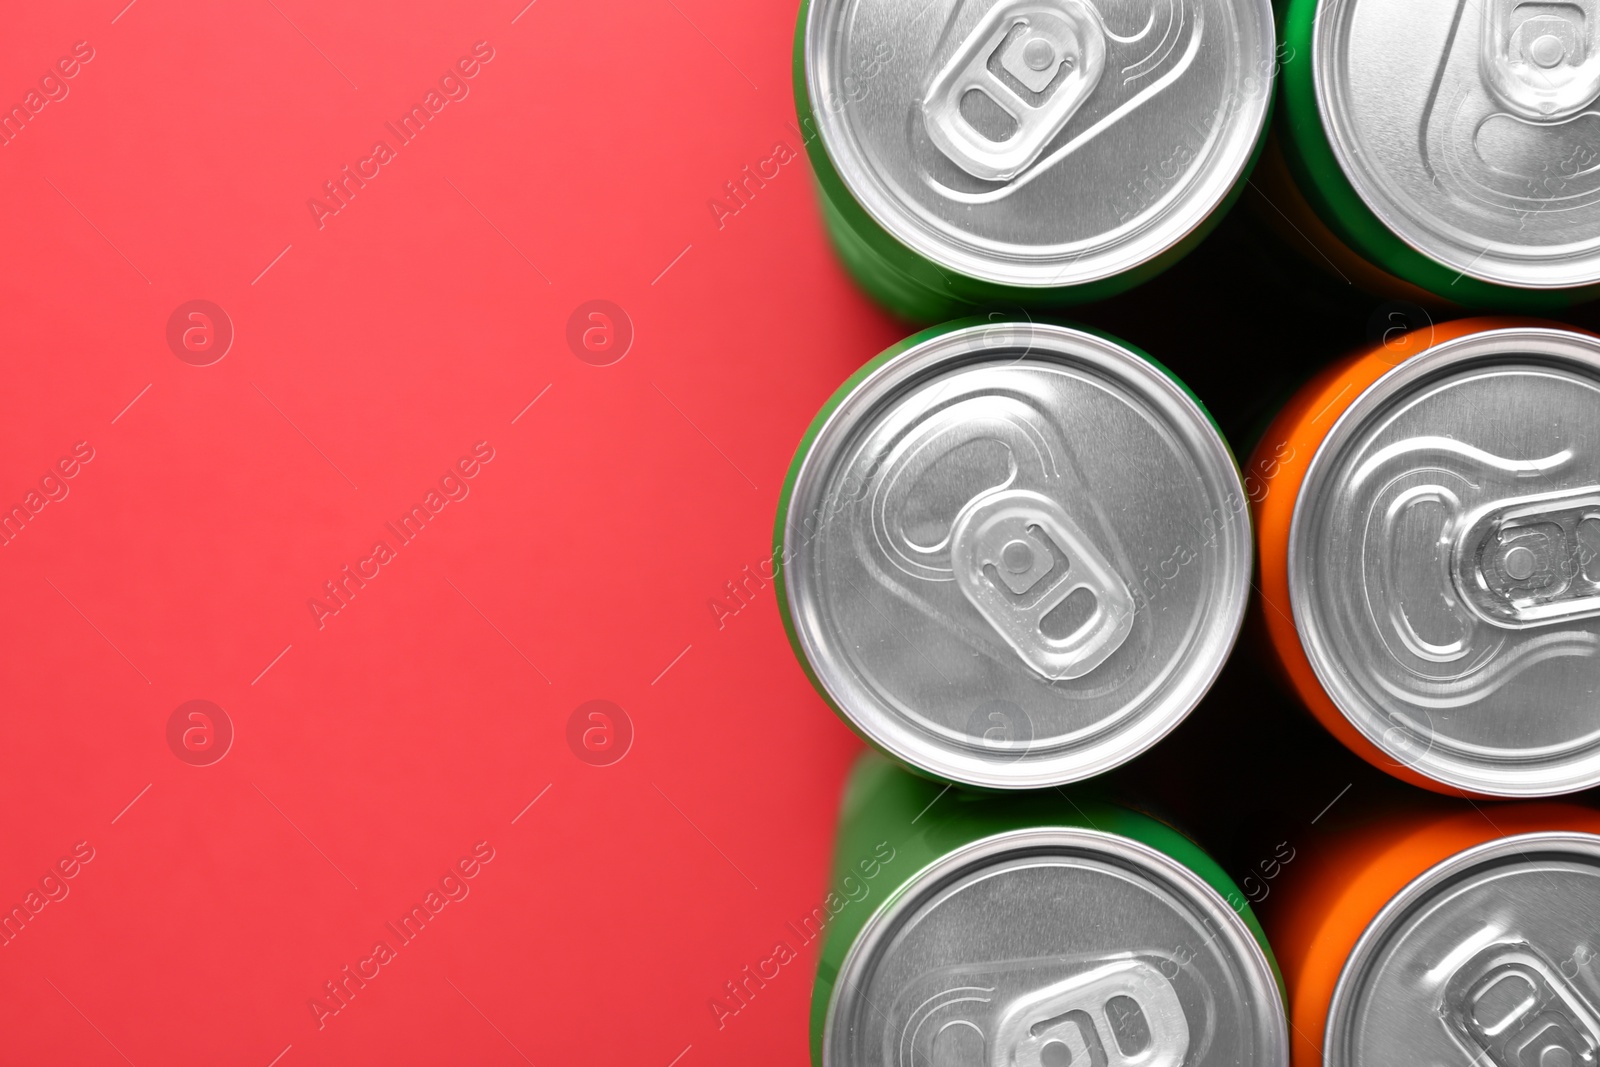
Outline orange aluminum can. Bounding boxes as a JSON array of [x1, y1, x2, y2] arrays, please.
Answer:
[[1249, 317, 1600, 797], [1263, 802, 1600, 1067]]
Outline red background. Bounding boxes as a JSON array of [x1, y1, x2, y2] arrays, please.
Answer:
[[16, 2, 1597, 1064], [0, 1, 898, 1063]]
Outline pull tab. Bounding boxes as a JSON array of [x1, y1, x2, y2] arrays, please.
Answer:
[[921, 0, 1107, 181], [1344, 436, 1597, 702], [989, 959, 1189, 1067], [872, 394, 1064, 581], [1454, 486, 1600, 628], [1443, 941, 1600, 1067], [1482, 0, 1600, 121], [950, 489, 1134, 680]]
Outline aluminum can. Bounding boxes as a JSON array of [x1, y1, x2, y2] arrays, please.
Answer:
[[794, 0, 1278, 321], [1250, 318, 1600, 796], [776, 319, 1252, 788], [1261, 802, 1600, 1067], [1274, 0, 1600, 309], [809, 753, 1289, 1067]]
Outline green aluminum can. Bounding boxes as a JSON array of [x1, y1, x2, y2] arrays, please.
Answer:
[[793, 0, 1278, 322], [773, 318, 1252, 789], [1274, 0, 1600, 309], [808, 753, 1288, 1066]]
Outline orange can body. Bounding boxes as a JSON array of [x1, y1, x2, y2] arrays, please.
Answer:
[[1246, 316, 1594, 796], [1262, 803, 1600, 1067]]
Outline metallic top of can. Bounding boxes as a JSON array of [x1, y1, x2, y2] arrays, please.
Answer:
[[1289, 327, 1600, 796], [823, 827, 1288, 1067], [1326, 832, 1600, 1067], [782, 322, 1250, 789], [803, 0, 1275, 288], [1313, 0, 1600, 290]]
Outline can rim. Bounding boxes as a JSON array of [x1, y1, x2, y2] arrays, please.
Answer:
[[1288, 326, 1600, 796], [821, 826, 1289, 1067], [1311, 0, 1600, 292], [781, 321, 1252, 789], [1323, 830, 1600, 1066], [802, 0, 1275, 289]]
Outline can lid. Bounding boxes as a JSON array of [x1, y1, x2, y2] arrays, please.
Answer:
[[1290, 327, 1600, 796], [803, 0, 1274, 289], [1314, 0, 1600, 290], [1327, 832, 1600, 1066], [781, 322, 1250, 788], [823, 828, 1287, 1067]]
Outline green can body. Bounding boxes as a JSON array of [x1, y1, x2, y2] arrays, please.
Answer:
[[792, 0, 1274, 323], [808, 753, 1284, 1063], [1273, 0, 1600, 311]]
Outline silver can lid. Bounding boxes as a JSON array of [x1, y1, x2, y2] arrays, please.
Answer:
[[803, 0, 1275, 288], [1290, 327, 1600, 796], [823, 828, 1288, 1067], [782, 322, 1250, 788], [1327, 832, 1600, 1067], [1314, 0, 1600, 290]]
